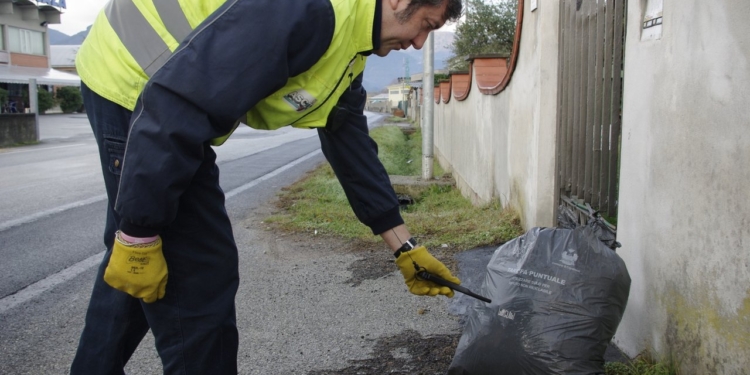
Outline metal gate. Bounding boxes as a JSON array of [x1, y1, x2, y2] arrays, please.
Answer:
[[556, 0, 627, 226]]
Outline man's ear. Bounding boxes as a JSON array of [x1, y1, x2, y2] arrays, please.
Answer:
[[386, 0, 402, 12]]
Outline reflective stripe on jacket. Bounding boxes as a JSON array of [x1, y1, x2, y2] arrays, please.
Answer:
[[76, 0, 225, 110], [76, 0, 372, 145]]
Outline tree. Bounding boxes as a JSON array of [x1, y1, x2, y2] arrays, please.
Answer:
[[56, 86, 83, 113], [448, 0, 518, 71], [0, 88, 8, 107], [37, 89, 55, 114], [19, 86, 55, 113]]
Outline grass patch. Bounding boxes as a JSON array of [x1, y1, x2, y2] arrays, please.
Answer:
[[385, 116, 411, 123], [605, 351, 681, 375], [267, 165, 375, 240], [265, 125, 522, 250], [369, 125, 445, 178]]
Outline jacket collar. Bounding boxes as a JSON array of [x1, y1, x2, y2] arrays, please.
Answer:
[[370, 0, 382, 52], [351, 0, 379, 53]]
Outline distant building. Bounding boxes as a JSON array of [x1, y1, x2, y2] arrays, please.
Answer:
[[387, 77, 412, 111], [382, 72, 446, 117], [407, 71, 448, 86], [49, 44, 78, 75], [0, 1, 79, 112], [365, 93, 389, 113]]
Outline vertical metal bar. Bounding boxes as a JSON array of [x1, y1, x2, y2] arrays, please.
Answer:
[[576, 0, 591, 198], [608, 0, 626, 217], [565, 0, 576, 195], [422, 32, 435, 180], [600, 0, 615, 215], [571, 0, 583, 197], [584, 0, 597, 203], [556, 0, 569, 207], [563, 0, 573, 191], [592, 0, 606, 208]]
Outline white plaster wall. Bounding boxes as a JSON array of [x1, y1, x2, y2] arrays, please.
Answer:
[[434, 82, 509, 205], [614, 0, 750, 372], [506, 0, 559, 228], [433, 0, 559, 229]]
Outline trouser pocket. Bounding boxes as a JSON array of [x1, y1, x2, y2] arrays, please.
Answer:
[[104, 137, 126, 176]]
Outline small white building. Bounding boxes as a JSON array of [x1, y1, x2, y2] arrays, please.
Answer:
[[0, 0, 79, 112]]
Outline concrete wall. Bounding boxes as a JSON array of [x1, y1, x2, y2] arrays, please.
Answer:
[[433, 0, 559, 229], [614, 0, 750, 372], [0, 114, 37, 146]]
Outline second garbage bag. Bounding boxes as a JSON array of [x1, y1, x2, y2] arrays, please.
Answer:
[[448, 224, 631, 375]]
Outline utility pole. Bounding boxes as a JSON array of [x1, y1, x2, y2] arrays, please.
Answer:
[[421, 32, 434, 180], [404, 58, 410, 116], [29, 79, 39, 141]]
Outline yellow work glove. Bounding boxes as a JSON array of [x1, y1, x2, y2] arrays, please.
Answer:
[[103, 231, 168, 303], [395, 246, 461, 297]]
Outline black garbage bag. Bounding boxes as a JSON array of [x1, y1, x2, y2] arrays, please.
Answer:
[[557, 204, 620, 250], [448, 224, 631, 375]]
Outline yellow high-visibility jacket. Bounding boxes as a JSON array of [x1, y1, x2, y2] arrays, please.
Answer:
[[78, 0, 405, 236], [77, 0, 372, 143]]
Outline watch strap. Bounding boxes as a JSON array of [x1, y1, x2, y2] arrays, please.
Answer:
[[393, 237, 417, 258]]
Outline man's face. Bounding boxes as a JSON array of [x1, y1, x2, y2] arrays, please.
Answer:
[[374, 0, 448, 57]]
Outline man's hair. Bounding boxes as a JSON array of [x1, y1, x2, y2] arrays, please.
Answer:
[[400, 0, 463, 23]]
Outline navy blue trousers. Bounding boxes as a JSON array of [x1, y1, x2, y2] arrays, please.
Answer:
[[71, 84, 240, 375]]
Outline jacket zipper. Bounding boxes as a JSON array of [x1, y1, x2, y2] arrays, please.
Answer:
[[290, 55, 358, 126]]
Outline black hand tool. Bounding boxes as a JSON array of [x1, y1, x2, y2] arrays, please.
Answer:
[[417, 270, 492, 303]]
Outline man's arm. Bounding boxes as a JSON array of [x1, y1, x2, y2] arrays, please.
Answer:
[[115, 0, 336, 236], [318, 74, 460, 297], [317, 73, 404, 235]]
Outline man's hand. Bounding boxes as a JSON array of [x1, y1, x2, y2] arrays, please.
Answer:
[[395, 246, 461, 297], [103, 231, 168, 303]]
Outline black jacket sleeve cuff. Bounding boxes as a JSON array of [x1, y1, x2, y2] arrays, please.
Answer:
[[366, 206, 405, 235], [119, 220, 160, 238]]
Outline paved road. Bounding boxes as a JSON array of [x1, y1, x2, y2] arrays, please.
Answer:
[[0, 112, 463, 374]]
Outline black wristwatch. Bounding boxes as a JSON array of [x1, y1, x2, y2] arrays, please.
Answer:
[[393, 237, 417, 258]]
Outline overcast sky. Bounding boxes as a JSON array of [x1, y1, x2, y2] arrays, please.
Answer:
[[48, 0, 108, 36], [48, 0, 456, 36]]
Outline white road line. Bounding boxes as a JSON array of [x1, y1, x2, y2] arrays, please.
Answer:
[[0, 143, 87, 155], [0, 194, 108, 232], [224, 149, 321, 199], [0, 150, 321, 232], [0, 150, 322, 313], [0, 252, 103, 315]]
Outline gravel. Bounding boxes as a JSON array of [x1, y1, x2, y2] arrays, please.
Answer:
[[227, 203, 465, 375]]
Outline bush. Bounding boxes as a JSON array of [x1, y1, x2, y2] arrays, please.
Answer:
[[56, 86, 83, 113], [0, 88, 8, 106], [37, 89, 55, 114]]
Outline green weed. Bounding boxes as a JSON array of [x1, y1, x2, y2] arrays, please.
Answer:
[[604, 351, 681, 375], [266, 125, 522, 250]]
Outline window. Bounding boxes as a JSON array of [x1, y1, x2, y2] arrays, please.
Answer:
[[642, 0, 663, 41], [8, 27, 44, 55], [0, 27, 4, 50]]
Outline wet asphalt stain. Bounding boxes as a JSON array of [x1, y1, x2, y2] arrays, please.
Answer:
[[344, 247, 395, 287], [307, 329, 460, 375]]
